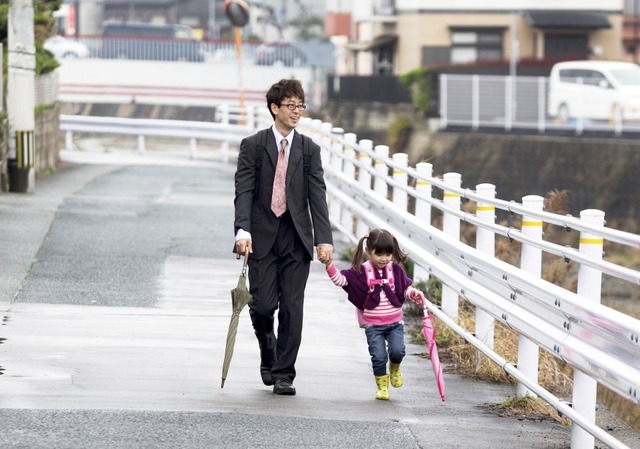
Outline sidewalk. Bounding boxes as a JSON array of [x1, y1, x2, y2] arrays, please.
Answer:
[[0, 160, 637, 449]]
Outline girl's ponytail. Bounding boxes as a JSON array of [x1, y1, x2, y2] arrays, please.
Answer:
[[391, 235, 408, 264], [351, 235, 367, 271]]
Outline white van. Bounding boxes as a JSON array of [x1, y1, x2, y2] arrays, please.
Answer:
[[547, 60, 640, 122]]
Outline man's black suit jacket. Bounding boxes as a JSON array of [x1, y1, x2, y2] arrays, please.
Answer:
[[234, 127, 333, 260]]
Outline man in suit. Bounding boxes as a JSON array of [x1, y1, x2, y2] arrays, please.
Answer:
[[234, 79, 334, 395]]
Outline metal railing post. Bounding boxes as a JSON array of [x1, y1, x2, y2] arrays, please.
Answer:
[[329, 127, 344, 223], [219, 104, 230, 163], [321, 122, 333, 162], [442, 172, 462, 320], [475, 183, 496, 351], [246, 105, 255, 131], [392, 153, 408, 210], [189, 137, 198, 159], [66, 131, 73, 151], [341, 132, 357, 235], [472, 75, 479, 131], [414, 162, 432, 282], [356, 139, 373, 237], [137, 135, 146, 154], [311, 119, 323, 145], [517, 194, 544, 398], [571, 209, 605, 449], [440, 74, 448, 129], [373, 145, 389, 199], [538, 77, 546, 133], [505, 76, 512, 131]]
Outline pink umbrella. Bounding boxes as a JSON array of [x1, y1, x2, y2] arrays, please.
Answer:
[[422, 311, 446, 403]]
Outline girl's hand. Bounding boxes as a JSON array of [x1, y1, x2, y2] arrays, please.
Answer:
[[411, 289, 425, 305]]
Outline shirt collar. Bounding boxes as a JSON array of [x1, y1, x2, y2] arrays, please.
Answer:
[[272, 126, 293, 156]]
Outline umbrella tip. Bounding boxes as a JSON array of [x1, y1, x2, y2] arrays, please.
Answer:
[[221, 379, 226, 388]]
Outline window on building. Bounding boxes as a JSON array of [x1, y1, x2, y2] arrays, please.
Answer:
[[450, 28, 504, 63]]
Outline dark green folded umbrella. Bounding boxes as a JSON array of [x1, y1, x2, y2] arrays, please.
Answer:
[[221, 248, 252, 388]]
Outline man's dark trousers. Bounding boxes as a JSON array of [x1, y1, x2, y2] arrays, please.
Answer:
[[248, 211, 310, 383]]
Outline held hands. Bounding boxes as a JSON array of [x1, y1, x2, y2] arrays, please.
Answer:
[[317, 244, 333, 266]]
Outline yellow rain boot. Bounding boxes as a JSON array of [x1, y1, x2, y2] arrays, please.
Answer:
[[389, 362, 404, 388], [375, 374, 390, 400]]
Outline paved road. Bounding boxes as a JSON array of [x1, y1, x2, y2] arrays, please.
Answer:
[[0, 150, 636, 448]]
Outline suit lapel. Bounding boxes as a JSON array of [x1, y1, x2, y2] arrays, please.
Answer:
[[286, 131, 303, 188], [266, 130, 279, 168]]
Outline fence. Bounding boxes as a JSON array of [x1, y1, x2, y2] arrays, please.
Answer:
[[58, 107, 640, 449], [439, 73, 640, 136], [68, 36, 322, 68]]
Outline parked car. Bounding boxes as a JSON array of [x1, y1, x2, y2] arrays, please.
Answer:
[[44, 35, 89, 59], [254, 43, 307, 67], [97, 21, 204, 62], [548, 60, 640, 123]]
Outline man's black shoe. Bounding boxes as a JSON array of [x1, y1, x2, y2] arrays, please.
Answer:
[[273, 378, 296, 395], [261, 368, 274, 386]]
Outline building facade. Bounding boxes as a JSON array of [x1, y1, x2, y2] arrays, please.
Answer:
[[326, 0, 625, 76]]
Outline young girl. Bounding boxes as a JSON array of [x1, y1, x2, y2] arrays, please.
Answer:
[[319, 228, 424, 400]]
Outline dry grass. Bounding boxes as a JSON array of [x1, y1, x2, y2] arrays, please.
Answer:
[[407, 188, 640, 430]]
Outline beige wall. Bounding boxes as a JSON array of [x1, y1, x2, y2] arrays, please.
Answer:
[[590, 16, 624, 61], [391, 13, 624, 74]]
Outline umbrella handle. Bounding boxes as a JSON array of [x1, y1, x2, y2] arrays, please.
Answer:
[[241, 247, 249, 276]]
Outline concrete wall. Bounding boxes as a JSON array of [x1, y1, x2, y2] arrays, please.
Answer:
[[35, 105, 62, 175], [321, 101, 640, 227]]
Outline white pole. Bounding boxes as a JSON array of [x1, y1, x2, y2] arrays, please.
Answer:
[[341, 132, 357, 235], [65, 131, 74, 152], [7, 0, 36, 193], [321, 122, 333, 162], [442, 172, 461, 320], [356, 139, 373, 237], [538, 77, 546, 133], [475, 183, 496, 351], [517, 194, 544, 398], [414, 162, 433, 282], [472, 75, 479, 131], [189, 137, 198, 160], [391, 153, 408, 210], [505, 76, 512, 131], [246, 104, 255, 131], [137, 135, 146, 154], [571, 209, 605, 449], [373, 145, 389, 199], [329, 127, 344, 223], [440, 74, 448, 128], [220, 104, 230, 163], [311, 119, 323, 146]]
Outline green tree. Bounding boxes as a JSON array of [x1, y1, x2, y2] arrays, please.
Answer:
[[399, 67, 437, 116], [1, 0, 62, 76]]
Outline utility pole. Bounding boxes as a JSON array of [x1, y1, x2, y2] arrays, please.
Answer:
[[7, 0, 36, 193]]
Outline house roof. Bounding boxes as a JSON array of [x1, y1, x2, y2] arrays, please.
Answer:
[[104, 0, 176, 5], [525, 10, 611, 30], [347, 34, 397, 52]]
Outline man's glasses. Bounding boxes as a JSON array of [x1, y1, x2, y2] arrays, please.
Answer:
[[282, 103, 307, 111]]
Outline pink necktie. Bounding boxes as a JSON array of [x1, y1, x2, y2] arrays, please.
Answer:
[[271, 139, 288, 217]]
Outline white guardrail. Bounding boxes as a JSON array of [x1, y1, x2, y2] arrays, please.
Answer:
[[59, 107, 640, 449]]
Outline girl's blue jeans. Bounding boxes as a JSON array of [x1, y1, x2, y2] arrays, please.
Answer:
[[364, 322, 406, 376]]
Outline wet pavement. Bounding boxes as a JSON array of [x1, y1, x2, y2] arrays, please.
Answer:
[[0, 151, 636, 448]]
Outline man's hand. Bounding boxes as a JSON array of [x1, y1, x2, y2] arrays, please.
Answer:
[[316, 244, 333, 266], [236, 239, 252, 257]]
